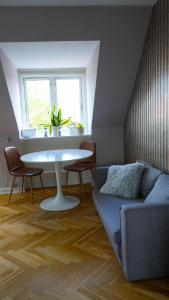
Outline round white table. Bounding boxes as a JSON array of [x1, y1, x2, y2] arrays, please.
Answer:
[[21, 149, 92, 212]]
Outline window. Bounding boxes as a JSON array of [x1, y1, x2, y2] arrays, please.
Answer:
[[19, 70, 87, 133]]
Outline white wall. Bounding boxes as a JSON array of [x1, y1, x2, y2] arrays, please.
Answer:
[[92, 126, 124, 166], [0, 49, 21, 131], [86, 44, 100, 130], [0, 58, 21, 192], [0, 133, 21, 194]]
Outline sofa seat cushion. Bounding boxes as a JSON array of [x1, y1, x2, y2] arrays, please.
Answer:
[[145, 174, 169, 203], [93, 189, 144, 246]]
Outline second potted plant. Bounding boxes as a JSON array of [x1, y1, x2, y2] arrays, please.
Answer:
[[69, 122, 84, 136], [75, 122, 84, 135]]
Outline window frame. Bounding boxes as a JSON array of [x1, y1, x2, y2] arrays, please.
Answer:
[[19, 69, 88, 132]]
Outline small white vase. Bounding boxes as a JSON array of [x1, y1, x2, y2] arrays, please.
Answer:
[[69, 126, 77, 136], [52, 126, 61, 137]]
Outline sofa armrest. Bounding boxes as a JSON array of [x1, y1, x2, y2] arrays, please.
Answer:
[[93, 166, 109, 189], [120, 202, 169, 281]]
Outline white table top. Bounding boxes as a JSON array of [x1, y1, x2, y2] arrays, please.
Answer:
[[21, 149, 92, 163]]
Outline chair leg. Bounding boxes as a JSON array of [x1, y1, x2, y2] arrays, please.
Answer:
[[30, 177, 33, 204], [21, 177, 24, 196], [9, 176, 16, 204], [79, 171, 83, 198], [65, 170, 69, 193], [39, 174, 45, 198]]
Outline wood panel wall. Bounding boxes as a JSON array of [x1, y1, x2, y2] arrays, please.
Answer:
[[124, 0, 169, 171]]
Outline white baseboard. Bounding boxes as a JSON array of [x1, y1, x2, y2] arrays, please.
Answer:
[[0, 187, 21, 195], [0, 170, 92, 194], [37, 171, 92, 188]]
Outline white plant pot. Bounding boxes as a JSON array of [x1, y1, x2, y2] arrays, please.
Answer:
[[52, 126, 61, 137], [69, 127, 84, 136], [69, 127, 77, 136], [77, 127, 84, 135]]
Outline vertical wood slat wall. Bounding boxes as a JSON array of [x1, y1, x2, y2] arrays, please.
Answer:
[[124, 0, 169, 172]]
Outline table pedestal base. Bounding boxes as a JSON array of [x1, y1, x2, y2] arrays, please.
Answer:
[[40, 194, 80, 211]]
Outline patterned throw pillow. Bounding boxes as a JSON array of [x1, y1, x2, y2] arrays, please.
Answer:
[[100, 163, 144, 199]]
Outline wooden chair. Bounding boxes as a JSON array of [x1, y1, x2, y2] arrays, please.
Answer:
[[4, 146, 45, 204], [63, 141, 96, 196]]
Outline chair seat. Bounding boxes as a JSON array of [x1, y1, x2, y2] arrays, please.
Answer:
[[11, 166, 43, 177], [64, 162, 95, 172]]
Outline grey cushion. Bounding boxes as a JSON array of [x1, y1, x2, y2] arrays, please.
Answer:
[[137, 160, 162, 197], [145, 174, 169, 203], [100, 163, 145, 199], [94, 166, 109, 189], [92, 189, 144, 247]]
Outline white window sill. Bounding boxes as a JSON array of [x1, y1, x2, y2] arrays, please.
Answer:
[[20, 133, 91, 141]]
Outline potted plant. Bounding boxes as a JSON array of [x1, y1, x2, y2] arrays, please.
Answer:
[[75, 122, 84, 135], [41, 106, 71, 136], [50, 105, 71, 136], [69, 121, 84, 135]]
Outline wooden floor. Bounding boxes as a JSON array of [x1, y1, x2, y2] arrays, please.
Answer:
[[0, 185, 168, 299]]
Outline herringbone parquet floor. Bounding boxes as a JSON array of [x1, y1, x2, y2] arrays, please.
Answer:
[[0, 185, 168, 300]]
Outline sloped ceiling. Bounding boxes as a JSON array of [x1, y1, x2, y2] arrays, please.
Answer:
[[0, 0, 157, 6], [0, 6, 151, 128], [0, 41, 99, 68]]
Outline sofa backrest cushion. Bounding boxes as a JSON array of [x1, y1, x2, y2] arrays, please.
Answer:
[[137, 160, 162, 197], [145, 174, 169, 203]]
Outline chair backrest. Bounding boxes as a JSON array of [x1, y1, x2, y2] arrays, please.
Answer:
[[4, 146, 24, 173], [79, 141, 96, 164]]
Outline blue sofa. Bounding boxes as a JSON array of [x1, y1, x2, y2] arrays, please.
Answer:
[[93, 163, 169, 281]]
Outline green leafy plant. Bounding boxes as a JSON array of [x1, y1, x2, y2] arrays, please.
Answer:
[[49, 105, 71, 127], [70, 121, 84, 128], [40, 105, 71, 135], [75, 122, 84, 128]]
